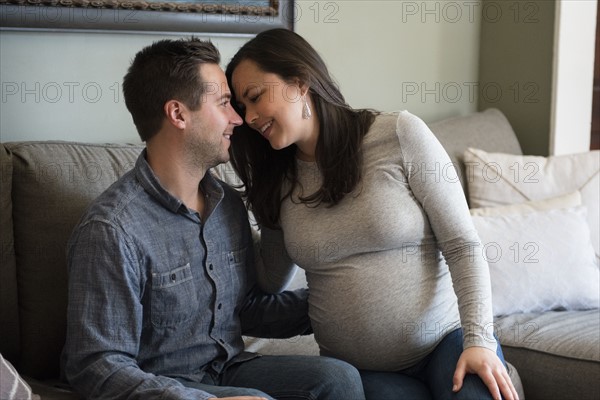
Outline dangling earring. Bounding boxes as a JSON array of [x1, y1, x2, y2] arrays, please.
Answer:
[[302, 95, 312, 119]]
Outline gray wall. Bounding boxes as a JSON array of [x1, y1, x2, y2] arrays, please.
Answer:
[[478, 0, 556, 156]]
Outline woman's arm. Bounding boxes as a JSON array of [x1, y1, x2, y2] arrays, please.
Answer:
[[396, 111, 495, 351], [396, 111, 518, 400]]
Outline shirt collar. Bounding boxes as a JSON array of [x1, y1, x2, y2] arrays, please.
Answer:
[[134, 150, 224, 216]]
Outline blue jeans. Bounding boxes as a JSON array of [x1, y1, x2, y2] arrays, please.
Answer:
[[360, 328, 507, 400], [179, 354, 365, 400]]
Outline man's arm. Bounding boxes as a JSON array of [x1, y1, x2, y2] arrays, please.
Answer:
[[239, 227, 311, 338], [253, 226, 298, 294], [239, 285, 312, 339], [63, 220, 215, 400]]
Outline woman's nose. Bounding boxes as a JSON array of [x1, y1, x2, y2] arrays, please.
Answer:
[[245, 109, 258, 126], [244, 106, 258, 125]]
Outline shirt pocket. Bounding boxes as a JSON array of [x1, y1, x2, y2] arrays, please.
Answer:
[[151, 263, 198, 328], [226, 247, 249, 303], [227, 248, 247, 268]]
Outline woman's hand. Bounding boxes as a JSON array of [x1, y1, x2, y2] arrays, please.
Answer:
[[453, 346, 519, 400]]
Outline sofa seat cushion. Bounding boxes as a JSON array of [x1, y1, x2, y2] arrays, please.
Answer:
[[26, 378, 82, 400], [495, 310, 600, 400]]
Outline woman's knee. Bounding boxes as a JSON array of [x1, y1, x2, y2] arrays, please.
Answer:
[[360, 370, 431, 400]]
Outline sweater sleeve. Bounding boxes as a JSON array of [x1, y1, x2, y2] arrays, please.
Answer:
[[395, 111, 497, 352]]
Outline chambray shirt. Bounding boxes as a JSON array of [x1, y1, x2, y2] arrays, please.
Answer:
[[62, 151, 310, 400]]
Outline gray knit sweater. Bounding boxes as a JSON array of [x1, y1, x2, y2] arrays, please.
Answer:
[[258, 111, 497, 371]]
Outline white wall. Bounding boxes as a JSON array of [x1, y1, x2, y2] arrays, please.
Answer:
[[550, 0, 598, 155], [295, 0, 481, 122], [0, 32, 249, 143], [0, 0, 482, 143]]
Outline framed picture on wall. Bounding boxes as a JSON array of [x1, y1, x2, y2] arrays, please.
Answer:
[[0, 0, 294, 34]]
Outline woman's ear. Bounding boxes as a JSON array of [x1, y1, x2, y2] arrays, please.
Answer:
[[164, 100, 187, 130], [290, 76, 310, 97], [300, 84, 310, 97]]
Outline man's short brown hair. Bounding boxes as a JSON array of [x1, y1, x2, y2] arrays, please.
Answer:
[[123, 38, 220, 141]]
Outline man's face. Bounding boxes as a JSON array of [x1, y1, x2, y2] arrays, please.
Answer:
[[184, 63, 242, 170]]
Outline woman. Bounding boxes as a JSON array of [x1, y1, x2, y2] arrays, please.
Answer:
[[226, 29, 518, 400]]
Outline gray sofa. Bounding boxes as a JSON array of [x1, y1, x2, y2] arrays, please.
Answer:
[[1, 108, 598, 399]]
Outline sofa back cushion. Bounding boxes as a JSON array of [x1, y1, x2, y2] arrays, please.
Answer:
[[6, 141, 143, 379], [428, 108, 523, 200]]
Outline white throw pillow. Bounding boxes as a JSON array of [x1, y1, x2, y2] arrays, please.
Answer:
[[470, 191, 581, 217], [471, 205, 599, 317], [463, 148, 600, 256]]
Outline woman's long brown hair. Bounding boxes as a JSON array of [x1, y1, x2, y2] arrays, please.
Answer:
[[226, 29, 377, 229]]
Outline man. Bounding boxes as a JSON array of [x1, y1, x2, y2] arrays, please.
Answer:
[[61, 38, 364, 400]]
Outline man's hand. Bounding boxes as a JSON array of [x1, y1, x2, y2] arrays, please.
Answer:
[[453, 346, 519, 400]]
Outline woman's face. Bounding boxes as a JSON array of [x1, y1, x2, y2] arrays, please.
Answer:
[[231, 59, 317, 155]]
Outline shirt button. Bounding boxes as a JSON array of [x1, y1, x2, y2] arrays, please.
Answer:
[[170, 273, 176, 281], [209, 264, 213, 270], [217, 303, 222, 310]]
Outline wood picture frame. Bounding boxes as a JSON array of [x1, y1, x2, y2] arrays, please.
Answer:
[[0, 0, 294, 34]]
